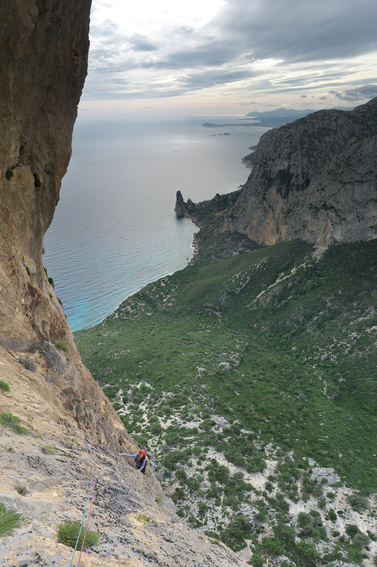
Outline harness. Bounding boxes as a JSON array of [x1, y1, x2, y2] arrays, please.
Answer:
[[135, 455, 148, 471]]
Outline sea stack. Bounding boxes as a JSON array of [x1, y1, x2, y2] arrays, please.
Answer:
[[175, 190, 187, 216]]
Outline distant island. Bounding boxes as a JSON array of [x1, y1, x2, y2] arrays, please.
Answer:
[[203, 106, 353, 129], [202, 122, 257, 128], [245, 107, 316, 126]]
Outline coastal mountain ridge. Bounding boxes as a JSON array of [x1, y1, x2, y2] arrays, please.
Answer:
[[178, 97, 377, 248], [243, 107, 352, 127], [226, 98, 377, 246]]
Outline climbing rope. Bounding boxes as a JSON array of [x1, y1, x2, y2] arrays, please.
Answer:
[[77, 450, 97, 567], [67, 443, 144, 566], [69, 447, 97, 567]]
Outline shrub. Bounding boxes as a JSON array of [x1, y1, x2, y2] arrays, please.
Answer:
[[328, 508, 337, 521], [262, 536, 284, 556], [57, 520, 99, 549], [348, 494, 369, 512], [297, 511, 312, 528], [0, 380, 10, 394], [221, 514, 250, 552], [5, 168, 13, 180], [296, 540, 318, 564], [172, 487, 185, 502], [149, 422, 163, 435], [250, 554, 264, 567], [136, 514, 151, 525], [40, 445, 57, 455], [346, 524, 359, 538], [201, 418, 215, 431], [0, 412, 29, 435], [0, 503, 22, 536], [55, 339, 68, 353], [274, 523, 296, 550], [352, 532, 370, 549], [210, 464, 230, 484]]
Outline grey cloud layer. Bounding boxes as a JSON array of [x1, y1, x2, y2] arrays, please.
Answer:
[[85, 0, 377, 100], [217, 0, 377, 62], [330, 84, 377, 101]]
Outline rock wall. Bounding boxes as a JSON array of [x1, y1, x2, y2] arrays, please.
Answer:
[[224, 98, 377, 245], [0, 0, 132, 449]]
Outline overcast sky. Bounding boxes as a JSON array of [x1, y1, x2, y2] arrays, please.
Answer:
[[79, 0, 377, 117]]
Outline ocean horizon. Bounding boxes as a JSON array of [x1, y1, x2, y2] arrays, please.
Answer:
[[43, 116, 269, 331]]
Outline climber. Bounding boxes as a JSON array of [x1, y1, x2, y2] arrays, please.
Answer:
[[119, 449, 148, 474]]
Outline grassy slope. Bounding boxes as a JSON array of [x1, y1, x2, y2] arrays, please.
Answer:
[[74, 235, 377, 562]]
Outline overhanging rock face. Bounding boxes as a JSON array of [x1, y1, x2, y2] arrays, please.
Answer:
[[0, 0, 125, 447], [0, 0, 91, 273]]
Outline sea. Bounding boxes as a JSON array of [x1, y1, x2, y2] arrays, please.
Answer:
[[43, 116, 269, 331]]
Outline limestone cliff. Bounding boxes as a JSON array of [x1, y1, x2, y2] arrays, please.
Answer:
[[0, 3, 244, 566], [0, 0, 128, 453], [224, 98, 377, 246]]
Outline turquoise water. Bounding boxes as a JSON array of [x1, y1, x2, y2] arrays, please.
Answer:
[[43, 117, 268, 331]]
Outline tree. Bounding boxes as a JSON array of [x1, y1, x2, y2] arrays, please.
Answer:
[[221, 514, 251, 552], [274, 523, 296, 551], [296, 541, 318, 565], [262, 537, 284, 556], [250, 554, 263, 567]]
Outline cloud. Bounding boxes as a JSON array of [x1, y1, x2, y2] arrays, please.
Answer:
[[181, 68, 255, 91], [329, 84, 377, 101], [84, 0, 377, 105], [217, 0, 377, 63], [130, 35, 158, 52]]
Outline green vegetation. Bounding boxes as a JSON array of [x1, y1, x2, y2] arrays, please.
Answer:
[[0, 503, 22, 536], [0, 412, 29, 435], [40, 445, 57, 455], [74, 220, 377, 561], [136, 514, 151, 525], [43, 266, 55, 289], [348, 494, 370, 512], [0, 380, 10, 394], [15, 484, 27, 496], [55, 339, 68, 353], [57, 520, 99, 549], [5, 168, 14, 181]]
